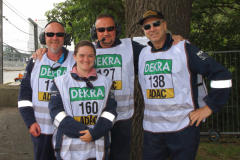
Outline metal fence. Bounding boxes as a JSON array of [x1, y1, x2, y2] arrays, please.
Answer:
[[3, 45, 31, 62], [200, 50, 240, 139]]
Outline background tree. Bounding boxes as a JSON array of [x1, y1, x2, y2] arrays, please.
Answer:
[[45, 0, 125, 44], [124, 1, 193, 159], [45, 0, 240, 51], [125, 0, 193, 39], [189, 0, 240, 52]]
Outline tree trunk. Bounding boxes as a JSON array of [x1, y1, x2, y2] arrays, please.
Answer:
[[125, 0, 193, 39], [124, 1, 193, 160]]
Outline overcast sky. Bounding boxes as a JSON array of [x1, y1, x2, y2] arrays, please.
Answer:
[[3, 0, 65, 53]]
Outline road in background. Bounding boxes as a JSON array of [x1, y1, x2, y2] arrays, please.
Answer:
[[3, 67, 25, 84]]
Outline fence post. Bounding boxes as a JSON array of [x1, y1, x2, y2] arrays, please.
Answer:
[[0, 0, 3, 84], [28, 18, 38, 51]]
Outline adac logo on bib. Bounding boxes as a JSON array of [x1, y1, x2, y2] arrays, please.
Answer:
[[39, 65, 67, 79], [144, 59, 172, 75], [70, 86, 105, 101], [94, 54, 122, 68], [74, 115, 98, 125]]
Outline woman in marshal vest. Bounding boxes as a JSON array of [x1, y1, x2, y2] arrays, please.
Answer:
[[48, 40, 117, 160]]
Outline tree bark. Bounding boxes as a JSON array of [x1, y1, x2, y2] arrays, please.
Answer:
[[125, 0, 193, 39], [125, 1, 193, 160]]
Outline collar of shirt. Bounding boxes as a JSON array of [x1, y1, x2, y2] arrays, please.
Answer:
[[57, 47, 66, 64], [147, 33, 173, 52], [70, 72, 97, 81], [96, 37, 122, 48], [70, 66, 97, 78]]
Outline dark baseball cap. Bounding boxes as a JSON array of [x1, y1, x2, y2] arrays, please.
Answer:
[[139, 10, 164, 25]]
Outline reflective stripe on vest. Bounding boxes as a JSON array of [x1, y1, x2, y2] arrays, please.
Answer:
[[58, 136, 104, 160]]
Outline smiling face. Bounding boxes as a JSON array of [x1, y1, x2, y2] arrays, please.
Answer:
[[142, 17, 167, 49], [73, 46, 96, 74], [45, 22, 65, 54], [95, 17, 116, 48]]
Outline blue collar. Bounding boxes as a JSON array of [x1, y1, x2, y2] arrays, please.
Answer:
[[57, 48, 66, 64]]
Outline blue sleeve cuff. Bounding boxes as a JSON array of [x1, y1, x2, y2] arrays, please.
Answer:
[[58, 116, 89, 138], [203, 96, 219, 113], [203, 87, 231, 113], [89, 117, 113, 141], [19, 107, 36, 128]]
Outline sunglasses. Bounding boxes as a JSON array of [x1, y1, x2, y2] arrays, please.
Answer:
[[81, 77, 94, 89], [45, 32, 65, 37], [142, 20, 165, 30], [51, 61, 62, 71], [96, 26, 115, 32]]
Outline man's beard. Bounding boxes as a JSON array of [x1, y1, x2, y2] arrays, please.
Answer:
[[48, 46, 62, 54]]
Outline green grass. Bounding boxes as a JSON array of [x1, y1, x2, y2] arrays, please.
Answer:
[[196, 136, 240, 160]]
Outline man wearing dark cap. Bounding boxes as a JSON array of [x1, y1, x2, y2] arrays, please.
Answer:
[[138, 10, 232, 160]]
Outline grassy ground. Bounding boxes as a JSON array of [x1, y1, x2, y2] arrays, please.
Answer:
[[196, 135, 240, 160]]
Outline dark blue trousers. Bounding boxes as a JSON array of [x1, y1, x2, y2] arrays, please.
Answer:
[[142, 125, 200, 160], [109, 118, 132, 160], [31, 134, 55, 160]]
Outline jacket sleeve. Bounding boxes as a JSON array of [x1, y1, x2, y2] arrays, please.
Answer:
[[48, 81, 89, 138], [186, 43, 232, 113], [89, 89, 117, 141], [18, 58, 36, 128]]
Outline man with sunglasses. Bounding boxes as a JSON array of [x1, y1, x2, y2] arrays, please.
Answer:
[[92, 14, 138, 160], [18, 21, 75, 160], [138, 10, 232, 160]]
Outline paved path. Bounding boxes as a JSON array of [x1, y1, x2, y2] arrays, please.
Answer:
[[1, 67, 34, 159], [0, 107, 33, 160]]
